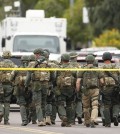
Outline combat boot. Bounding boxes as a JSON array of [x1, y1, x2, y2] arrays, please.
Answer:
[[94, 122, 99, 125], [66, 123, 72, 127], [90, 121, 95, 128], [4, 121, 10, 125], [78, 117, 83, 124], [102, 119, 105, 126], [38, 121, 46, 126], [51, 120, 55, 125], [32, 121, 37, 124], [21, 122, 28, 126], [61, 116, 67, 127], [0, 114, 3, 122], [46, 116, 52, 125], [105, 124, 111, 127], [113, 116, 119, 126]]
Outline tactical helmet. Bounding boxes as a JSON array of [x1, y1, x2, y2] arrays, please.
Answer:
[[102, 52, 112, 61], [29, 55, 36, 61], [2, 51, 12, 58], [93, 60, 98, 67], [87, 53, 96, 57], [61, 53, 70, 61], [69, 52, 78, 59], [42, 50, 49, 59], [33, 48, 43, 54], [44, 49, 50, 55], [86, 55, 95, 63], [21, 55, 29, 61]]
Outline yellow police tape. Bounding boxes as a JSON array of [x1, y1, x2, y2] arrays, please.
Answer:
[[0, 68, 120, 71]]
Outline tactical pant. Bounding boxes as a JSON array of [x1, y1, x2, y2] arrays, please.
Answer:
[[0, 102, 4, 122], [27, 102, 37, 123], [51, 101, 57, 123], [17, 96, 28, 124], [82, 88, 99, 124], [111, 89, 120, 118], [57, 94, 75, 124], [41, 87, 48, 119], [2, 84, 13, 123], [71, 99, 82, 124], [100, 104, 105, 120], [32, 90, 43, 122], [32, 81, 48, 122], [0, 94, 4, 120], [75, 100, 83, 118], [102, 86, 115, 125], [112, 104, 120, 117], [46, 92, 57, 123], [46, 91, 55, 116]]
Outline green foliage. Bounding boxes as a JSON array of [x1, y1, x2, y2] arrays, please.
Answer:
[[94, 29, 120, 49], [85, 0, 120, 36], [35, 0, 69, 17], [64, 0, 93, 45]]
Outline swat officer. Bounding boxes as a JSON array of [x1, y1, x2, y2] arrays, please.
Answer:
[[76, 55, 104, 128], [69, 52, 83, 124], [56, 53, 76, 127], [43, 49, 60, 125], [11, 55, 30, 126], [0, 61, 4, 123], [101, 52, 120, 127], [0, 51, 16, 125], [25, 48, 55, 127]]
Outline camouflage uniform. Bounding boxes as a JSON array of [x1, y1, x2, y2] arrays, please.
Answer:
[[69, 52, 83, 124], [11, 55, 30, 126], [43, 50, 58, 125], [0, 51, 16, 125], [101, 52, 120, 127], [26, 55, 37, 124], [25, 49, 55, 126], [56, 54, 76, 127], [0, 62, 4, 123], [76, 55, 104, 128]]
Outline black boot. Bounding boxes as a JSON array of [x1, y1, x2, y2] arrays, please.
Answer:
[[113, 116, 119, 126], [102, 119, 105, 126], [78, 117, 83, 124], [91, 121, 95, 128]]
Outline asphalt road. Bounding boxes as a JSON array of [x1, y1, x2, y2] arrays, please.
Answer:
[[0, 112, 120, 134]]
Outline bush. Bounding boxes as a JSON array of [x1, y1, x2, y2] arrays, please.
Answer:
[[94, 29, 120, 49]]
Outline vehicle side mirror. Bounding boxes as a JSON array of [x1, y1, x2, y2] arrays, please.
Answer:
[[2, 38, 5, 48], [7, 36, 11, 40]]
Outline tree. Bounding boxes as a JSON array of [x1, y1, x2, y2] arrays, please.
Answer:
[[21, 0, 39, 16], [34, 0, 70, 17], [64, 0, 93, 48], [85, 0, 120, 36]]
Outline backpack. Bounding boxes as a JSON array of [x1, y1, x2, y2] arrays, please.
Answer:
[[15, 70, 27, 86], [82, 67, 99, 89], [103, 63, 117, 86], [32, 62, 50, 82], [1, 60, 15, 82], [57, 64, 75, 87]]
